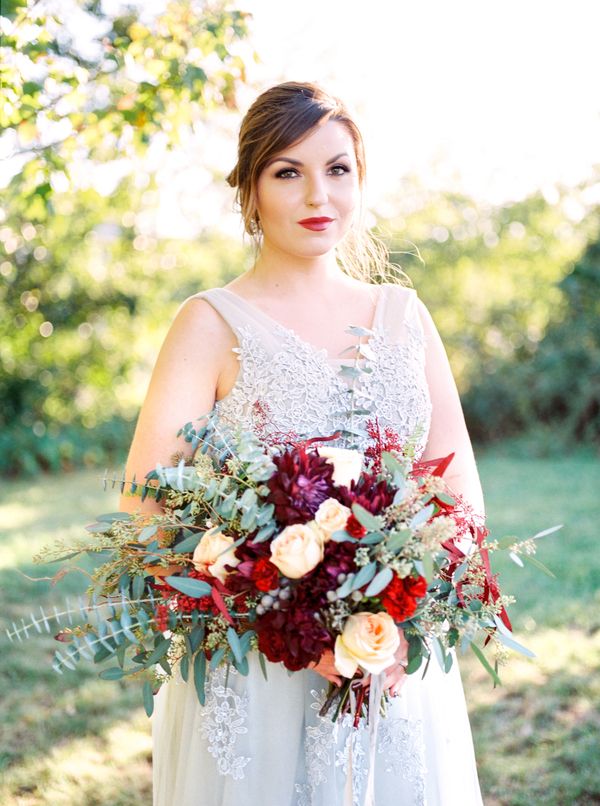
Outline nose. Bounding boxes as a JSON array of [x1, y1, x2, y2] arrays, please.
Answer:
[[305, 172, 328, 207]]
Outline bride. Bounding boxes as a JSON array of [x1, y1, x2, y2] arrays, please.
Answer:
[[120, 81, 484, 805]]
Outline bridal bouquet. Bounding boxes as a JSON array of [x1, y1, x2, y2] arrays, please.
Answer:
[[9, 409, 560, 724]]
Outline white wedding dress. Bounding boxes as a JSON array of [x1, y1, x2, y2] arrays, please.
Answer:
[[151, 283, 484, 806]]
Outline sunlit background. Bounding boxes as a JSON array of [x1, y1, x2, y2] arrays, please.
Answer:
[[1, 2, 599, 805]]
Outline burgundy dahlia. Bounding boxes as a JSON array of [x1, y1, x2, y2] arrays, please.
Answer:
[[266, 446, 335, 526], [256, 605, 332, 670], [337, 470, 395, 515]]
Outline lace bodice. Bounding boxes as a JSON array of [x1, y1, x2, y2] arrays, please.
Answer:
[[183, 283, 432, 458]]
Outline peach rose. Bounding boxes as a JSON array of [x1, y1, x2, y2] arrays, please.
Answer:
[[270, 522, 325, 579], [334, 611, 400, 677], [192, 527, 240, 583], [317, 446, 364, 488], [314, 498, 352, 541]]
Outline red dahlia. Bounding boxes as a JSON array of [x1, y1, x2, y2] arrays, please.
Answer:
[[266, 446, 335, 526]]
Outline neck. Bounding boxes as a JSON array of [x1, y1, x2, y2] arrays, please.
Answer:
[[248, 241, 349, 297]]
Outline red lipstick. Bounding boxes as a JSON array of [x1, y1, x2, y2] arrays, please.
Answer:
[[298, 217, 334, 231]]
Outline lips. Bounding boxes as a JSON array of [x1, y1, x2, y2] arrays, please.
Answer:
[[298, 217, 334, 231]]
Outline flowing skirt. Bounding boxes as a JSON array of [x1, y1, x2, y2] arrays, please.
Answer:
[[151, 651, 483, 806]]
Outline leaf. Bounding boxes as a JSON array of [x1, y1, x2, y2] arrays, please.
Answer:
[[142, 680, 154, 717], [351, 503, 381, 530], [470, 642, 502, 686], [409, 504, 435, 530], [96, 512, 133, 523], [422, 551, 434, 582], [132, 574, 145, 600], [508, 551, 524, 567], [493, 616, 536, 658], [364, 566, 393, 597], [523, 554, 557, 579], [189, 624, 205, 653], [209, 646, 226, 670], [194, 651, 206, 706], [227, 627, 244, 664], [99, 667, 126, 680], [85, 522, 113, 534], [258, 651, 269, 682], [164, 576, 212, 598], [143, 637, 171, 668], [336, 573, 356, 598], [350, 561, 378, 591], [140, 525, 158, 542], [345, 325, 374, 337], [359, 532, 385, 545], [387, 528, 411, 553], [174, 534, 201, 553], [531, 524, 563, 540]]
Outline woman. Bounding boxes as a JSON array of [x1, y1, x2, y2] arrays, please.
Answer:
[[120, 81, 484, 805]]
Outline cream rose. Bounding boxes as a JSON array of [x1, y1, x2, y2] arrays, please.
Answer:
[[192, 527, 240, 583], [334, 612, 400, 677], [270, 522, 325, 579], [314, 498, 352, 541], [317, 446, 364, 488]]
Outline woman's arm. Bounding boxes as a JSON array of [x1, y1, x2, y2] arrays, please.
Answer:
[[118, 297, 230, 516], [416, 297, 485, 519]]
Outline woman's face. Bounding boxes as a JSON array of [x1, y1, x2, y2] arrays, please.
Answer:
[[254, 119, 361, 259]]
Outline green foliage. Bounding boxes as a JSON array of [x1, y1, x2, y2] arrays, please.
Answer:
[[0, 0, 254, 477], [463, 216, 600, 444], [381, 171, 600, 446]]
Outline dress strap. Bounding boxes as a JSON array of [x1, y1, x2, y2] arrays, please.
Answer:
[[174, 288, 283, 354], [379, 284, 423, 344]]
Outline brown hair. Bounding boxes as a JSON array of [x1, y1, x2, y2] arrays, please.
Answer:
[[226, 81, 410, 285]]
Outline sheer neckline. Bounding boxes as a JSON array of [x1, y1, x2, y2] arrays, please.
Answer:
[[215, 284, 388, 362]]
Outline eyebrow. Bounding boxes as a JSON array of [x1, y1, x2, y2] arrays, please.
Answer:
[[266, 151, 349, 168]]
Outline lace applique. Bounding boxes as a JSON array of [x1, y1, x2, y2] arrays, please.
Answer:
[[215, 320, 432, 459], [198, 665, 251, 780], [295, 688, 425, 806], [378, 717, 427, 805], [294, 688, 366, 806]]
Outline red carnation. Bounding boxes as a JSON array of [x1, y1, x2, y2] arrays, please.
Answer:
[[404, 574, 428, 599], [345, 513, 367, 539], [251, 557, 280, 592], [381, 573, 428, 622]]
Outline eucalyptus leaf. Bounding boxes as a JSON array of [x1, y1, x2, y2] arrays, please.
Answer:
[[164, 576, 212, 598], [336, 573, 357, 598], [99, 666, 126, 681], [350, 561, 378, 591], [364, 566, 393, 597], [175, 534, 201, 553], [409, 504, 435, 530], [194, 651, 206, 706], [523, 554, 557, 579], [351, 503, 381, 530], [227, 627, 244, 664], [508, 551, 524, 567], [209, 646, 226, 670], [470, 642, 502, 686], [142, 680, 154, 717]]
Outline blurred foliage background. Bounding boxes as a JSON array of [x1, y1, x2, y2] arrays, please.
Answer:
[[1, 0, 599, 477], [1, 3, 599, 806]]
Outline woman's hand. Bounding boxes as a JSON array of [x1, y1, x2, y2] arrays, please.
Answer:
[[382, 627, 410, 696], [307, 649, 343, 686]]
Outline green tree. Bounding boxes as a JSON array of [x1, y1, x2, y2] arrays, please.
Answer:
[[0, 0, 255, 475]]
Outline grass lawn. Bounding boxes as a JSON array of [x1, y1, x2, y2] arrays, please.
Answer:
[[1, 446, 598, 805]]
